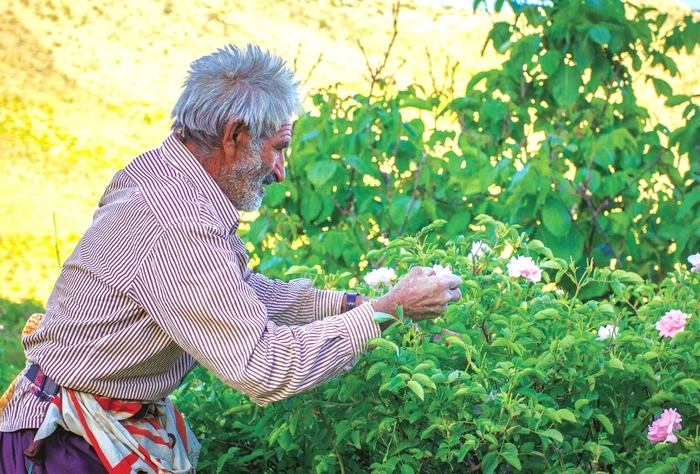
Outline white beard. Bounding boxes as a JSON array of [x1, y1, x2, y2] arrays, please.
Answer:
[[216, 140, 273, 212]]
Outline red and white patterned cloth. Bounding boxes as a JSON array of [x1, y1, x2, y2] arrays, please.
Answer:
[[33, 387, 199, 474]]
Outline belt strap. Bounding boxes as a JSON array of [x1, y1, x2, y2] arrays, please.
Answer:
[[24, 363, 60, 400]]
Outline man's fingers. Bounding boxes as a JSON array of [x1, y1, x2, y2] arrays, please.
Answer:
[[448, 288, 462, 301], [446, 275, 463, 290]]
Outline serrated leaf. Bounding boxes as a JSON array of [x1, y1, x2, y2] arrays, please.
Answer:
[[607, 357, 624, 370], [367, 338, 399, 354], [539, 260, 562, 270], [595, 413, 615, 434], [411, 373, 437, 390], [539, 429, 563, 443], [285, 265, 310, 275], [373, 312, 397, 324], [542, 201, 571, 237], [556, 408, 577, 423], [482, 451, 500, 474], [308, 161, 338, 188], [500, 443, 521, 470], [366, 361, 387, 380], [407, 380, 424, 401]]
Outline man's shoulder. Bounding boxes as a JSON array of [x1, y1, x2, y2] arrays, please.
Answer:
[[118, 149, 221, 230]]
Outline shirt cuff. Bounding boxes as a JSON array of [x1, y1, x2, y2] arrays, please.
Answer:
[[312, 289, 345, 321], [339, 302, 382, 360]]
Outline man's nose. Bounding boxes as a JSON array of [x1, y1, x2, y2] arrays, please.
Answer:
[[273, 153, 286, 183]]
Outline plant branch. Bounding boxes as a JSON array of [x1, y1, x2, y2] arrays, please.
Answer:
[[398, 152, 427, 235]]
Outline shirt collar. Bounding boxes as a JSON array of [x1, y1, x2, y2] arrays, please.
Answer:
[[160, 132, 240, 234]]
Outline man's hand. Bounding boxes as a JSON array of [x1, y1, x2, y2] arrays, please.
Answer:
[[371, 266, 463, 322]]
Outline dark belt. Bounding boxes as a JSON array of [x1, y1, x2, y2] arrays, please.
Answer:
[[24, 363, 60, 400], [23, 362, 151, 418]]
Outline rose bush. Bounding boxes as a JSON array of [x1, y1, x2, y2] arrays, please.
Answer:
[[174, 217, 700, 473]]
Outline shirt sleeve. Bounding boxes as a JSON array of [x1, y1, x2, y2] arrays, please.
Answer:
[[241, 268, 345, 325], [132, 221, 381, 405]]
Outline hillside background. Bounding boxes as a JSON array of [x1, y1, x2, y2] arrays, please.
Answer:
[[1, 0, 699, 303]]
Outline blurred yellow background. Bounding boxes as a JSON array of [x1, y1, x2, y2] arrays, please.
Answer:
[[1, 0, 698, 303]]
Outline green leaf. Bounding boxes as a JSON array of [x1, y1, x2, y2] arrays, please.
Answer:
[[366, 361, 387, 380], [552, 65, 582, 106], [595, 413, 615, 434], [650, 76, 673, 97], [500, 443, 522, 470], [345, 154, 377, 177], [411, 373, 437, 390], [407, 380, 425, 401], [400, 465, 415, 474], [539, 429, 563, 443], [285, 265, 311, 276], [556, 409, 577, 423], [542, 200, 571, 237], [367, 338, 399, 354], [373, 312, 397, 324], [308, 161, 338, 188], [666, 95, 690, 107], [335, 420, 352, 442], [575, 398, 589, 410], [678, 191, 700, 218], [301, 196, 322, 222], [607, 357, 624, 370], [482, 451, 500, 474], [589, 26, 611, 45], [389, 195, 421, 226]]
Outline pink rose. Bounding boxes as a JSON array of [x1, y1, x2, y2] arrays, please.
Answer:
[[647, 408, 682, 444], [507, 256, 542, 283], [656, 310, 689, 338]]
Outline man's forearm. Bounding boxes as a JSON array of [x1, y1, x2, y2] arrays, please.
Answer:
[[342, 293, 396, 332]]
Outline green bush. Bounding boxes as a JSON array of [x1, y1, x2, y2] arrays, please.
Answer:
[[175, 217, 700, 473], [0, 299, 44, 391], [245, 0, 700, 287]]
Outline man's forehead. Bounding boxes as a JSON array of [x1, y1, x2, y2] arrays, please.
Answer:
[[273, 121, 293, 139]]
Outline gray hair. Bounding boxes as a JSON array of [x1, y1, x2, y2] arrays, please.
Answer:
[[171, 44, 302, 152]]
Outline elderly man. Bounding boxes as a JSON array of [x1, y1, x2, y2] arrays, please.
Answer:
[[0, 44, 462, 473]]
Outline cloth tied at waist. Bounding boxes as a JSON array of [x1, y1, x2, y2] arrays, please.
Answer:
[[28, 384, 200, 474]]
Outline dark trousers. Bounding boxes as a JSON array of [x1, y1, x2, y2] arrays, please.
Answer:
[[0, 428, 107, 474]]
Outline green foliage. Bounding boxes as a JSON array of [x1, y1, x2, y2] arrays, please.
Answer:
[[0, 299, 44, 391], [177, 217, 700, 472], [245, 0, 700, 287], [455, 0, 700, 283]]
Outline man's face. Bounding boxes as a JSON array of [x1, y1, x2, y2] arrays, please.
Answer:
[[215, 121, 293, 212]]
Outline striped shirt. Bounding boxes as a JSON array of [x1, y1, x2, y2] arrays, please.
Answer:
[[0, 133, 379, 432]]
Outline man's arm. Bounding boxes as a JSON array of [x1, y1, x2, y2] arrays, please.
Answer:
[[241, 268, 344, 325], [134, 221, 381, 405]]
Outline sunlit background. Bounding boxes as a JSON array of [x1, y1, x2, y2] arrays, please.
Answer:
[[1, 0, 699, 303]]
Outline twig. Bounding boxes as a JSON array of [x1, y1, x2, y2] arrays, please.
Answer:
[[357, 1, 402, 99], [398, 153, 428, 235], [578, 184, 623, 268], [53, 212, 61, 270], [425, 47, 438, 94], [301, 52, 324, 89], [335, 444, 346, 474]]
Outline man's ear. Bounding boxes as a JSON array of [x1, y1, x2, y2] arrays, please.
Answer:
[[221, 118, 249, 163]]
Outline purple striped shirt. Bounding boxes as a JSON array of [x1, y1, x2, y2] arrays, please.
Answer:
[[0, 133, 379, 432]]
